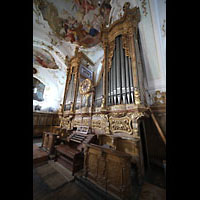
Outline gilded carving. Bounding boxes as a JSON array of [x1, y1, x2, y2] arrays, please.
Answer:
[[134, 87, 141, 105], [60, 115, 73, 130], [153, 90, 166, 105], [92, 120, 101, 129], [122, 34, 130, 57], [100, 114, 110, 134], [109, 115, 132, 135], [107, 40, 115, 71], [79, 79, 92, 95], [92, 114, 109, 134], [101, 6, 140, 71], [101, 95, 106, 109], [127, 112, 145, 136]]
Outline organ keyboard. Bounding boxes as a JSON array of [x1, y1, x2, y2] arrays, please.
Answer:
[[55, 126, 96, 175]]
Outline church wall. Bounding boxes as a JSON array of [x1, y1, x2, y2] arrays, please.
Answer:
[[33, 64, 66, 112]]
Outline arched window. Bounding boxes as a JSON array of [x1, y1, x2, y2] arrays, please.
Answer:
[[33, 77, 45, 101]]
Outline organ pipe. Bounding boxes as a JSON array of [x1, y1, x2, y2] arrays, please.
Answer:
[[100, 5, 144, 108], [114, 42, 117, 105], [116, 36, 122, 104], [119, 36, 126, 104], [106, 34, 140, 106], [108, 67, 111, 105], [125, 50, 130, 104], [110, 58, 114, 105], [128, 57, 134, 103]]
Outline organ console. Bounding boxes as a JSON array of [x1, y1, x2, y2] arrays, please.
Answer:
[[55, 126, 96, 175]]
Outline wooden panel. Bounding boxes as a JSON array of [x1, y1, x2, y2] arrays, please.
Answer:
[[143, 118, 166, 162], [33, 112, 60, 137], [116, 138, 139, 156], [85, 144, 132, 200], [106, 158, 122, 197]]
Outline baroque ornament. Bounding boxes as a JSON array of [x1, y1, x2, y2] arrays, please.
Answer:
[[109, 115, 132, 134], [79, 79, 92, 95]]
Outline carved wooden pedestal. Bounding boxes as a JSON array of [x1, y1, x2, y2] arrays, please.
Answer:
[[84, 144, 132, 200]]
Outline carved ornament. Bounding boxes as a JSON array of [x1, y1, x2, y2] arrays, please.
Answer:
[[60, 115, 73, 130], [134, 88, 141, 105], [109, 115, 132, 135], [79, 79, 92, 95], [153, 90, 166, 105], [101, 5, 140, 72]]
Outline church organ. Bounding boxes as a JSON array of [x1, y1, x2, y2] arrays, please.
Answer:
[[57, 3, 151, 200]]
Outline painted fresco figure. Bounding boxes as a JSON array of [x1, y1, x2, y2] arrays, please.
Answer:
[[74, 0, 95, 14]]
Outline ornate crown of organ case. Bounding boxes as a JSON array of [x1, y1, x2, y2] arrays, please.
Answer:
[[58, 3, 150, 200]]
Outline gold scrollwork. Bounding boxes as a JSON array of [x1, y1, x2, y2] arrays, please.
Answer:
[[92, 120, 101, 129], [109, 115, 132, 135], [60, 116, 73, 130], [107, 40, 115, 71], [127, 112, 145, 136], [122, 34, 130, 57], [101, 5, 140, 73]]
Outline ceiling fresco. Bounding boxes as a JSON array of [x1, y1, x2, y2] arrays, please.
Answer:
[[34, 0, 111, 48], [33, 46, 59, 69]]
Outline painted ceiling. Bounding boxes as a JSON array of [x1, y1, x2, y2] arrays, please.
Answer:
[[33, 46, 59, 69], [34, 0, 111, 48]]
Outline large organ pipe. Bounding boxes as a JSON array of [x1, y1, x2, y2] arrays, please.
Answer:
[[108, 67, 111, 105], [66, 74, 74, 106], [114, 41, 117, 105], [119, 36, 126, 104], [110, 59, 114, 105], [107, 35, 144, 106], [116, 36, 122, 104], [128, 57, 134, 103], [124, 50, 130, 104]]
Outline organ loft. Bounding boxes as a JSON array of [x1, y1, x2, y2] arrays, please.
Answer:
[[33, 1, 166, 200]]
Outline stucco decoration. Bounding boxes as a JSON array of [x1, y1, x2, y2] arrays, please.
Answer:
[[109, 0, 138, 25], [34, 0, 111, 48]]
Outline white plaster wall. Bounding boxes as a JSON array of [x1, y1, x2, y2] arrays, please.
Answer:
[[33, 64, 66, 112], [147, 0, 166, 93]]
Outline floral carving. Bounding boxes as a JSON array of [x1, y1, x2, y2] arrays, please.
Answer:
[[109, 115, 132, 134]]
